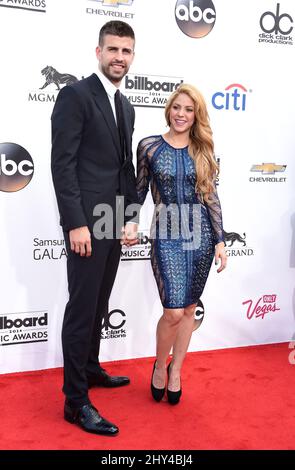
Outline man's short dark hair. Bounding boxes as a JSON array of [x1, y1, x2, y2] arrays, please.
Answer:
[[99, 21, 135, 47]]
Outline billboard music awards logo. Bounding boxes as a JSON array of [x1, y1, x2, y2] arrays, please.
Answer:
[[86, 0, 135, 18], [0, 311, 48, 346], [101, 309, 127, 340], [212, 84, 251, 111], [175, 0, 216, 38], [249, 163, 287, 183], [224, 230, 254, 257], [0, 143, 34, 192], [242, 295, 280, 320], [28, 66, 81, 103], [124, 74, 184, 108], [258, 3, 293, 46], [0, 0, 46, 13], [33, 238, 67, 261]]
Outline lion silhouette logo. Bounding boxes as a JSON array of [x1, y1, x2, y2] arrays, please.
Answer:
[[40, 66, 78, 91], [224, 230, 246, 247]]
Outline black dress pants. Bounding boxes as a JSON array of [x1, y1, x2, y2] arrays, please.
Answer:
[[62, 232, 121, 407]]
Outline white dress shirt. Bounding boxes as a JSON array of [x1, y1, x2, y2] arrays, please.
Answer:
[[95, 69, 119, 123], [95, 70, 136, 229]]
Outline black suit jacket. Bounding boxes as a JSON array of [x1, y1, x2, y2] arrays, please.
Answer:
[[51, 73, 138, 232]]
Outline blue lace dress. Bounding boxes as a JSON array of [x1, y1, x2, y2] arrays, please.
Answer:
[[136, 135, 225, 309]]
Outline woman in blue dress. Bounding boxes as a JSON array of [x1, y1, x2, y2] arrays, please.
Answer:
[[136, 84, 227, 404]]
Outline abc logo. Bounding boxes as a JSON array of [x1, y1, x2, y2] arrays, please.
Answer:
[[175, 0, 216, 38], [193, 298, 204, 331], [0, 143, 34, 192], [260, 3, 293, 35]]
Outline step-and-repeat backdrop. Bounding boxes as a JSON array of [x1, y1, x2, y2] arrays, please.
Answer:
[[1, 0, 295, 373]]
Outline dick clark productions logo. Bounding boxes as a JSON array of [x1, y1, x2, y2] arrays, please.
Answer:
[[259, 3, 293, 45], [0, 143, 34, 192], [175, 0, 216, 38], [260, 3, 293, 35], [101, 309, 127, 340]]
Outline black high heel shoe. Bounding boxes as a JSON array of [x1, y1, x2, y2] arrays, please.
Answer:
[[167, 362, 182, 405], [151, 360, 166, 402]]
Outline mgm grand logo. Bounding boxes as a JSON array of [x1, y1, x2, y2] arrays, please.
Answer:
[[40, 66, 78, 91], [28, 65, 81, 103], [224, 230, 254, 257]]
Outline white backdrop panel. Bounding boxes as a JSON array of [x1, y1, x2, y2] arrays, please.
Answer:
[[0, 0, 294, 373]]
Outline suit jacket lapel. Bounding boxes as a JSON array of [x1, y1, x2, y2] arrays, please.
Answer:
[[87, 74, 121, 160], [121, 98, 132, 161]]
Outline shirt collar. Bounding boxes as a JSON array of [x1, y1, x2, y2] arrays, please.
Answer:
[[96, 69, 119, 99]]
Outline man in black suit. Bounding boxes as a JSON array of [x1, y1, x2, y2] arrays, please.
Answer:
[[51, 21, 138, 436]]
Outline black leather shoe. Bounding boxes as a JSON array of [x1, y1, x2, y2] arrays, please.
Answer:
[[87, 369, 130, 388], [151, 360, 166, 402], [167, 362, 182, 405], [64, 400, 119, 436]]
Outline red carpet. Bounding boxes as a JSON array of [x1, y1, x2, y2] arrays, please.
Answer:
[[1, 343, 295, 450]]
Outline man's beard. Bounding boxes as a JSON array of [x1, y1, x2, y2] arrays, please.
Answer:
[[101, 63, 126, 84]]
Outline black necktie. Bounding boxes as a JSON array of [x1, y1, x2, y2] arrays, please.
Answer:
[[114, 89, 126, 162]]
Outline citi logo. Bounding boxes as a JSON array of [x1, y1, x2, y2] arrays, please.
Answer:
[[0, 313, 48, 330], [125, 75, 183, 92], [175, 0, 216, 38], [212, 84, 250, 111], [0, 143, 34, 192]]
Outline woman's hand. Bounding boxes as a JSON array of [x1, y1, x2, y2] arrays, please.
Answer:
[[215, 241, 227, 273], [120, 223, 139, 247]]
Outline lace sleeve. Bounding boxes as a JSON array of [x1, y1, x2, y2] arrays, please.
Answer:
[[136, 138, 151, 205], [205, 184, 225, 245]]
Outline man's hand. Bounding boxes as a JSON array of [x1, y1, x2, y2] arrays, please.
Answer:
[[120, 223, 138, 247], [69, 226, 92, 257]]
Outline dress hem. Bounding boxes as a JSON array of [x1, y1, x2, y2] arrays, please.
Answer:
[[162, 301, 198, 309]]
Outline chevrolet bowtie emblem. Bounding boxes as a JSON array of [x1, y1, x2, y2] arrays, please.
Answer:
[[250, 163, 287, 174], [93, 0, 133, 6]]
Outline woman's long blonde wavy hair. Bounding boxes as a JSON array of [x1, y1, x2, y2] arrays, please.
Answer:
[[165, 83, 218, 204]]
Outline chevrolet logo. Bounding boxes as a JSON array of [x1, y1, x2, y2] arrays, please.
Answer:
[[250, 163, 287, 174], [91, 0, 134, 6]]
